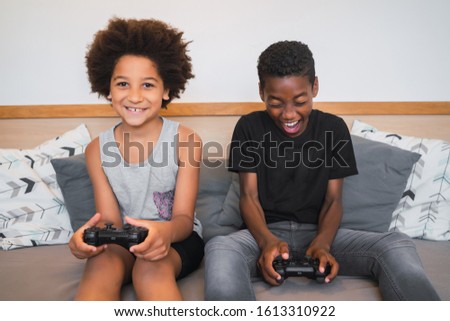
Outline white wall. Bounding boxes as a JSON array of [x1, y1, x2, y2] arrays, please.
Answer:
[[1, 0, 449, 105]]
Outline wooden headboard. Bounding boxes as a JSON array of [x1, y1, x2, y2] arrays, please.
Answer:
[[1, 102, 449, 153]]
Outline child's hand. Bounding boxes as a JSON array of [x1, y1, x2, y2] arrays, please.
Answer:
[[258, 238, 289, 286], [306, 246, 339, 283], [68, 213, 107, 259], [125, 216, 172, 261]]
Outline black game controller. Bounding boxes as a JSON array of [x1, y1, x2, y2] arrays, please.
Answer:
[[83, 223, 148, 249], [272, 256, 331, 284]]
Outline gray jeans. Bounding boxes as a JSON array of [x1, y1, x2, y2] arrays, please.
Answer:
[[204, 221, 440, 300]]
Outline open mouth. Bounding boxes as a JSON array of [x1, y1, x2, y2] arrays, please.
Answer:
[[125, 106, 147, 113], [282, 120, 301, 134]]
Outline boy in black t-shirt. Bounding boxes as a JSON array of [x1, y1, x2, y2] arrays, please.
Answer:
[[204, 41, 440, 300]]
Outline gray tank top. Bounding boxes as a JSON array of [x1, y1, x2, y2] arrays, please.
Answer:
[[99, 117, 202, 236]]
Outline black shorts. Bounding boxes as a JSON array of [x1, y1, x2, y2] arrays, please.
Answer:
[[172, 231, 204, 280]]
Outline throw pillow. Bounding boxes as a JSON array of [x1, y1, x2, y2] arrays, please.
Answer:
[[51, 153, 95, 231], [217, 135, 421, 233], [351, 120, 450, 240], [340, 135, 420, 232], [0, 162, 71, 250], [196, 160, 239, 242], [0, 124, 91, 250], [217, 172, 242, 228]]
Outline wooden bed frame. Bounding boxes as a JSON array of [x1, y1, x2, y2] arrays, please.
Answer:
[[1, 102, 449, 151]]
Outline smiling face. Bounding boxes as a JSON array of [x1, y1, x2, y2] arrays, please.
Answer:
[[109, 55, 169, 129], [259, 75, 318, 138]]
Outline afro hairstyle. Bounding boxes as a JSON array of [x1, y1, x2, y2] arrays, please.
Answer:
[[257, 40, 315, 89], [86, 17, 194, 108]]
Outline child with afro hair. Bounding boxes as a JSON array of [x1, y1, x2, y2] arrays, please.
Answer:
[[69, 17, 204, 300]]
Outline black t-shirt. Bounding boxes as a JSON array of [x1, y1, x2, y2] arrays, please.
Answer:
[[229, 109, 358, 224]]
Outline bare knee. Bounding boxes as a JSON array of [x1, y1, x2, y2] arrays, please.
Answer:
[[75, 245, 134, 300], [133, 256, 179, 281], [132, 250, 182, 300]]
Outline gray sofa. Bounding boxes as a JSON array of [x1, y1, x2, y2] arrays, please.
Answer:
[[0, 160, 449, 301]]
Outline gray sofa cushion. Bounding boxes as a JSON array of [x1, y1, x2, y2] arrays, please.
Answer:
[[217, 135, 421, 233], [51, 153, 94, 231], [340, 135, 421, 232], [195, 160, 238, 241]]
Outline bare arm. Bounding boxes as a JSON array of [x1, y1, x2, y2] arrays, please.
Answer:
[[306, 178, 344, 282], [128, 125, 202, 260], [167, 125, 202, 242], [239, 171, 289, 285], [85, 138, 123, 226], [68, 137, 122, 259]]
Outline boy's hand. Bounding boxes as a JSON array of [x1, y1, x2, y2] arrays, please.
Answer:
[[68, 213, 108, 259], [258, 238, 289, 286], [125, 216, 172, 261], [306, 246, 339, 283]]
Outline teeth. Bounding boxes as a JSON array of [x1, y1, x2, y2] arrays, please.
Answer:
[[126, 107, 143, 112], [284, 121, 299, 128]]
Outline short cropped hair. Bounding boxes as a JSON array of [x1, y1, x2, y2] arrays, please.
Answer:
[[86, 17, 194, 108], [257, 41, 315, 89]]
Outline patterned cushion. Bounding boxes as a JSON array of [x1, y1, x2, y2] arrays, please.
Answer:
[[0, 124, 91, 250], [351, 120, 450, 241]]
